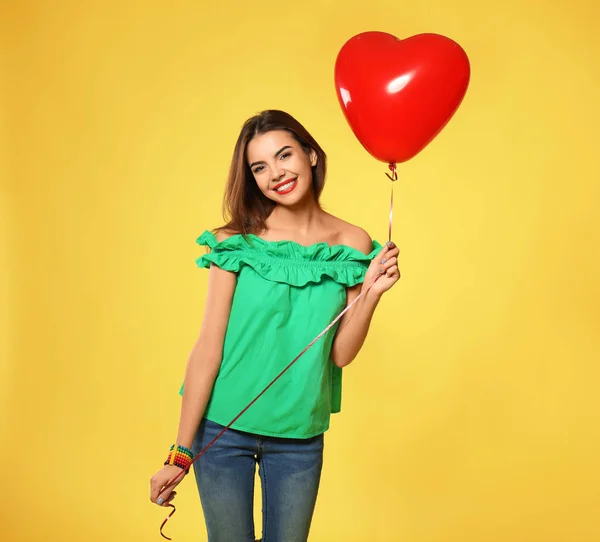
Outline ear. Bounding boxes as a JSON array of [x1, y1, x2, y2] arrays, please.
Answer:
[[309, 149, 318, 167]]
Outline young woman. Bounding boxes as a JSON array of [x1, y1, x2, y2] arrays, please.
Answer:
[[150, 110, 400, 542]]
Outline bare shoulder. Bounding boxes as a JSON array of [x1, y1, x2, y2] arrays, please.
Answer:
[[343, 224, 373, 254], [327, 215, 373, 254]]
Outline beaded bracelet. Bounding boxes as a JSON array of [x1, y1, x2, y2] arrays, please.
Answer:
[[164, 444, 194, 473]]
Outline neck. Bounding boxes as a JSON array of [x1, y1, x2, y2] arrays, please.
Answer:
[[267, 197, 324, 236]]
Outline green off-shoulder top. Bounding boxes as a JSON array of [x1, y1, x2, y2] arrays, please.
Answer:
[[179, 230, 382, 438]]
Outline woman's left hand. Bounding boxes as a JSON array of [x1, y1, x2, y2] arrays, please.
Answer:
[[363, 242, 400, 299]]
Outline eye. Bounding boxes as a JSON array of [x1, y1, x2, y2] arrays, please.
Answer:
[[279, 152, 291, 160], [253, 165, 265, 174]]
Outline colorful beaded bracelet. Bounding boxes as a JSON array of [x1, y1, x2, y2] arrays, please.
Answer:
[[164, 444, 194, 473]]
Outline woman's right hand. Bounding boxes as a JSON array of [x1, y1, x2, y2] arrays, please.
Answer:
[[150, 465, 187, 506]]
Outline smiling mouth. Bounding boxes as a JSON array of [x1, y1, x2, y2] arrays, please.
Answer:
[[274, 178, 298, 194]]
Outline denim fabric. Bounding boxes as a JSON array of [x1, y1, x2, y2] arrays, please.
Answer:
[[191, 418, 324, 542]]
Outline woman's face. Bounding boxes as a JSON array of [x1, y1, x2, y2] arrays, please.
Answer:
[[246, 130, 317, 206]]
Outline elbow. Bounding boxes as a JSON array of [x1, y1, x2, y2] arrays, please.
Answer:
[[187, 349, 223, 380], [331, 337, 363, 367], [331, 344, 357, 368], [331, 354, 353, 369]]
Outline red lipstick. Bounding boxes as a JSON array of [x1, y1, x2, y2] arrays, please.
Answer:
[[273, 178, 298, 195]]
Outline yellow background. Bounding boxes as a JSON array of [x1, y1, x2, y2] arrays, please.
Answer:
[[2, 0, 599, 540]]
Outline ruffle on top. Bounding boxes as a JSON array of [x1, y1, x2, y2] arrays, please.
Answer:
[[196, 230, 383, 287]]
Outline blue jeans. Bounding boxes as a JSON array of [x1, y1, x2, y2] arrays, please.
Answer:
[[191, 418, 324, 542]]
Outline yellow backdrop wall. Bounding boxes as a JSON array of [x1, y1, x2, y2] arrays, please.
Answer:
[[2, 1, 599, 540]]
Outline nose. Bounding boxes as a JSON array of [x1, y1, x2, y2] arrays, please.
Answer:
[[271, 163, 286, 182]]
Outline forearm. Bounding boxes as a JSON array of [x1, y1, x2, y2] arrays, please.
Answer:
[[175, 341, 221, 448], [331, 291, 380, 368]]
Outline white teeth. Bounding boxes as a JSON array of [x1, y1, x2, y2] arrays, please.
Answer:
[[276, 180, 296, 192]]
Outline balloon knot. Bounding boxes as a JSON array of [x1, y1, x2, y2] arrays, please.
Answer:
[[385, 163, 398, 182]]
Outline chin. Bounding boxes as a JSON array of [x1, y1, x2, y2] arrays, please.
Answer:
[[279, 185, 313, 205]]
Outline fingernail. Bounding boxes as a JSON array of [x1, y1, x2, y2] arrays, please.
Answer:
[[381, 258, 386, 264], [387, 241, 394, 247], [157, 497, 164, 505]]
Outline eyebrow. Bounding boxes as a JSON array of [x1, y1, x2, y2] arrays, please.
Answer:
[[249, 145, 292, 169]]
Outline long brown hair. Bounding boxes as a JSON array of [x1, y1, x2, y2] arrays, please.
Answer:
[[216, 110, 327, 235]]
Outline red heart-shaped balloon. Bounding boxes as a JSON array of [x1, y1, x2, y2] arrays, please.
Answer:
[[335, 31, 470, 164]]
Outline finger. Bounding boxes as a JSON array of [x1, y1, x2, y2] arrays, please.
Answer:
[[384, 247, 399, 260], [150, 475, 172, 501], [380, 258, 397, 276], [377, 246, 389, 263], [386, 265, 400, 278], [382, 256, 397, 270], [152, 479, 173, 505], [150, 478, 164, 503], [161, 491, 177, 506], [380, 249, 399, 266], [374, 247, 398, 277], [378, 241, 396, 261], [156, 487, 173, 506], [384, 263, 398, 275]]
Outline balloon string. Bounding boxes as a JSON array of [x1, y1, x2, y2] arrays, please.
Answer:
[[158, 504, 177, 540], [385, 162, 398, 242], [389, 182, 394, 243], [158, 271, 386, 539]]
